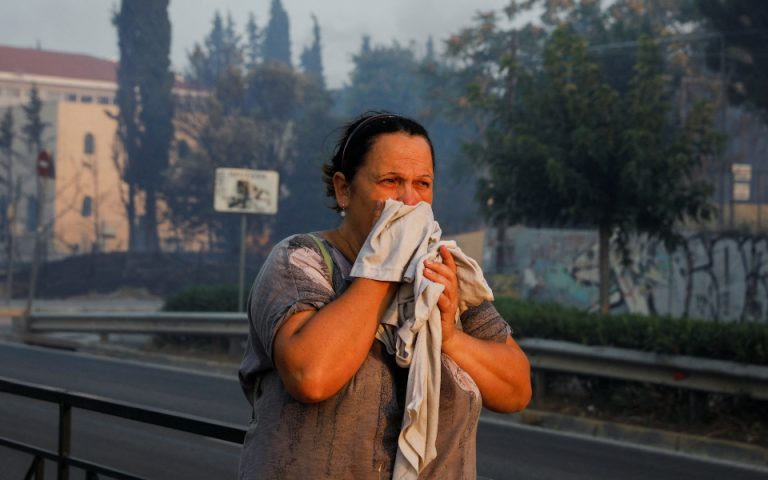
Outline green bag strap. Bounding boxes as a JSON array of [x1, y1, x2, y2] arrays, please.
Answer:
[[308, 233, 334, 279]]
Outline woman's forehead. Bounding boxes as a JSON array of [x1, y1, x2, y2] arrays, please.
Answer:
[[365, 133, 433, 171]]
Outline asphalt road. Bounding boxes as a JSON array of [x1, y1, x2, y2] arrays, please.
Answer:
[[0, 340, 765, 480]]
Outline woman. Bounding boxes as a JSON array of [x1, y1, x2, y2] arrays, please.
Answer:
[[238, 113, 531, 479]]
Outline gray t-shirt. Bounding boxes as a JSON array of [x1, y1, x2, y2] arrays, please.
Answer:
[[238, 234, 511, 480]]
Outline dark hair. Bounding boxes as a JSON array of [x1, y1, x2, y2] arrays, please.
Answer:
[[322, 111, 435, 211]]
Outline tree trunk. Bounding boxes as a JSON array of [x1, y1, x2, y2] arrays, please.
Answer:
[[5, 210, 14, 304], [495, 220, 507, 274], [144, 186, 160, 252], [25, 176, 48, 313], [598, 225, 611, 314], [127, 183, 137, 251], [4, 165, 16, 304]]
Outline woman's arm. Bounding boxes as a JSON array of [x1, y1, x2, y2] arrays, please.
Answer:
[[442, 333, 531, 412], [424, 246, 532, 412], [273, 278, 395, 403]]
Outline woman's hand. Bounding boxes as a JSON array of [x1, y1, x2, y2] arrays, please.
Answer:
[[423, 245, 460, 347]]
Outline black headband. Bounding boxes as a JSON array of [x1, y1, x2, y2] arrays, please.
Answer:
[[340, 114, 400, 166]]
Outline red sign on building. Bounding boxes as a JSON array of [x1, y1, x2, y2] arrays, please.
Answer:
[[36, 150, 54, 178]]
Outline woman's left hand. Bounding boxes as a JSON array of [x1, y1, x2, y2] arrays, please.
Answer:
[[423, 245, 460, 347]]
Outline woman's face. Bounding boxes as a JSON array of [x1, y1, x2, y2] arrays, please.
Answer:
[[335, 132, 434, 237]]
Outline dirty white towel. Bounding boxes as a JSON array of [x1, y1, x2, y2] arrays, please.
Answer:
[[350, 199, 494, 480]]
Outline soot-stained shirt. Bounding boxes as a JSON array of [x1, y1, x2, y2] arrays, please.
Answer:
[[237, 234, 511, 480]]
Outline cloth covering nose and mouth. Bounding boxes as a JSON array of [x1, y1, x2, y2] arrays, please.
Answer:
[[350, 199, 494, 480]]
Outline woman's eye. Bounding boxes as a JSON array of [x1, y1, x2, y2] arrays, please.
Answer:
[[381, 178, 397, 185], [418, 181, 431, 188]]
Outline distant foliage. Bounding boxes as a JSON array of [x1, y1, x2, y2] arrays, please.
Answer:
[[163, 283, 239, 312], [446, 3, 724, 312], [496, 297, 768, 365], [263, 0, 292, 66], [300, 14, 324, 85], [22, 86, 47, 158], [186, 11, 243, 89], [168, 5, 337, 251], [698, 0, 768, 120]]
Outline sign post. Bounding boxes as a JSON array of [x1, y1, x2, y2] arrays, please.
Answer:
[[25, 151, 55, 317], [213, 168, 279, 312]]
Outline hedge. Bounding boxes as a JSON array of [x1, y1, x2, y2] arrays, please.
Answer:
[[163, 284, 239, 312], [495, 297, 768, 366], [161, 286, 768, 366]]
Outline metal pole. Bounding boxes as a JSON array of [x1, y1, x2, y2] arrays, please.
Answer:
[[25, 175, 47, 315], [758, 172, 763, 231], [238, 214, 247, 312], [58, 403, 71, 480]]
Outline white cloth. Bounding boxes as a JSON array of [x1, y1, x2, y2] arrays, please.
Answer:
[[350, 199, 494, 480]]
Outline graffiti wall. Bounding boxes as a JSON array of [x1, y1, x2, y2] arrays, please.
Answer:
[[484, 227, 768, 322]]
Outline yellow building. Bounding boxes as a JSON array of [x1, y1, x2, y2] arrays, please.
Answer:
[[0, 45, 203, 259]]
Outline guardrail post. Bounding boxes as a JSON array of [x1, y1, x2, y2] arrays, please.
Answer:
[[533, 370, 547, 404], [58, 403, 71, 480], [23, 456, 45, 480], [228, 336, 242, 356], [12, 310, 30, 336]]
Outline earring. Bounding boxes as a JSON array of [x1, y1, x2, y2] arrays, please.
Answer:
[[340, 208, 346, 218]]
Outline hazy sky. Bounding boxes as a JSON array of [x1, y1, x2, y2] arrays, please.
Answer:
[[0, 0, 512, 88]]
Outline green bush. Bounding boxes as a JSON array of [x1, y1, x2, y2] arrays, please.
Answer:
[[495, 297, 768, 366], [163, 284, 240, 312]]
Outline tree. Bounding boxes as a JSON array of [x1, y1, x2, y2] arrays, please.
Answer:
[[21, 86, 50, 311], [469, 27, 721, 313], [341, 38, 428, 115], [187, 11, 244, 88], [697, 0, 768, 120], [21, 86, 46, 154], [263, 0, 291, 67], [245, 12, 261, 69], [0, 108, 19, 302], [113, 0, 175, 252], [300, 14, 324, 85]]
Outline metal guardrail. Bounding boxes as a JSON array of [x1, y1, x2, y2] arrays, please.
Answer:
[[518, 338, 768, 400], [19, 311, 248, 335], [12, 311, 768, 400], [0, 375, 246, 480]]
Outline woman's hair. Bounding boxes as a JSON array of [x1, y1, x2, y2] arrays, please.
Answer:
[[322, 112, 435, 211]]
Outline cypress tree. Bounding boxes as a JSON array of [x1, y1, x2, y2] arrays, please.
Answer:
[[263, 0, 292, 66], [113, 0, 174, 252], [300, 14, 324, 85], [187, 11, 243, 88], [245, 12, 261, 69]]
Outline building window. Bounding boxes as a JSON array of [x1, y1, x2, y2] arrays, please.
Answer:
[[81, 95, 93, 103], [81, 196, 92, 217], [84, 133, 95, 155], [67, 93, 78, 102], [98, 96, 110, 105]]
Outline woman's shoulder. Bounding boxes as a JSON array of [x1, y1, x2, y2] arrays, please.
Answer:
[[265, 233, 325, 263], [263, 233, 334, 286]]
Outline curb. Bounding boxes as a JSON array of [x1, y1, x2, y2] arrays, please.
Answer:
[[482, 409, 768, 471]]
